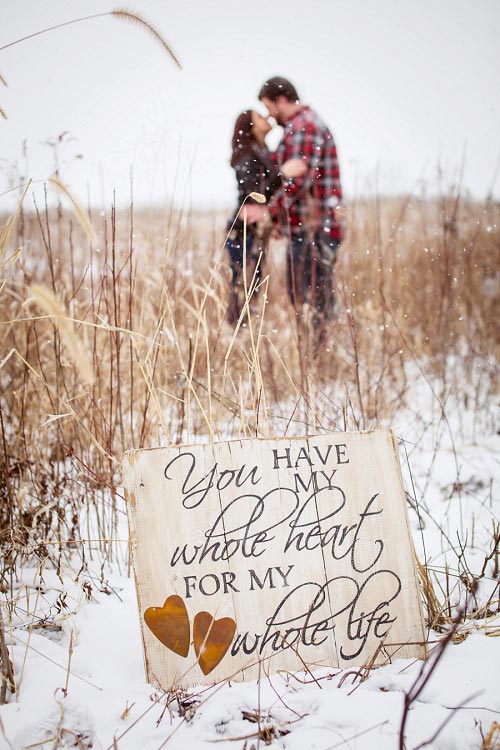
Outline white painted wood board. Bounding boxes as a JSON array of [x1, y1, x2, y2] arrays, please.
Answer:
[[123, 430, 426, 689]]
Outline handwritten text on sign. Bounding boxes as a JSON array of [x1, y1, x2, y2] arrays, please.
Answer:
[[123, 431, 426, 688]]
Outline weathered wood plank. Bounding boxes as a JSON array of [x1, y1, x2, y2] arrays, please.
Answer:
[[123, 429, 426, 689]]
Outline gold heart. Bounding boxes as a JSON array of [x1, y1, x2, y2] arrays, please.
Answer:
[[144, 595, 190, 657], [193, 611, 236, 675]]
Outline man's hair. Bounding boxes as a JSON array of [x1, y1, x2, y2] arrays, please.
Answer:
[[258, 76, 299, 103]]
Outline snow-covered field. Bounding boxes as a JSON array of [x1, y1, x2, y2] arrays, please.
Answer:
[[1, 373, 499, 750]]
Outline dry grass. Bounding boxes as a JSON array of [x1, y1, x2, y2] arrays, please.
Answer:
[[1, 189, 498, 498], [110, 9, 182, 70], [482, 721, 500, 750], [0, 188, 498, 707]]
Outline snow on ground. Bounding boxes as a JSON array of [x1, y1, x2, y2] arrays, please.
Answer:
[[1, 374, 499, 750]]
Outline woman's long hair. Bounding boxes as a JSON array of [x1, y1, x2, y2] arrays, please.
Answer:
[[230, 110, 256, 168]]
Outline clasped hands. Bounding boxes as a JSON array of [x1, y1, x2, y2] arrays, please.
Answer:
[[243, 157, 306, 224]]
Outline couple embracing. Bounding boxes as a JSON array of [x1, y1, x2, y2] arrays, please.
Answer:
[[226, 76, 344, 340]]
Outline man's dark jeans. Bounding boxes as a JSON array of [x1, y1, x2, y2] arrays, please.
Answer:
[[287, 230, 339, 322]]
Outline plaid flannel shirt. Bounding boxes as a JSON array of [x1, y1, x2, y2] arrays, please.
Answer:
[[270, 106, 344, 243]]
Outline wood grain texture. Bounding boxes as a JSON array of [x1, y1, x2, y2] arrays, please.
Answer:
[[123, 429, 427, 689]]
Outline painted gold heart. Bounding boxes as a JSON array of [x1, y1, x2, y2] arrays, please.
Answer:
[[193, 611, 236, 675], [144, 594, 190, 657]]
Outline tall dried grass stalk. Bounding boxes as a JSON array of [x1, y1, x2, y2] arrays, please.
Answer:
[[0, 73, 6, 121], [415, 557, 449, 630], [0, 9, 181, 71], [28, 284, 95, 386], [48, 177, 96, 243], [0, 191, 497, 624], [0, 7, 180, 119], [4, 347, 112, 460], [111, 9, 182, 69], [482, 721, 500, 750], [0, 181, 30, 264]]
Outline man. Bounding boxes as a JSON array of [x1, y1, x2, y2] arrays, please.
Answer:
[[246, 76, 344, 331]]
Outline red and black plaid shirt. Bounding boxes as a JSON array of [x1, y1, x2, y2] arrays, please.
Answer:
[[270, 106, 344, 242]]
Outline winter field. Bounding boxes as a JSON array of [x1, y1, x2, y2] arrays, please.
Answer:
[[0, 192, 499, 750]]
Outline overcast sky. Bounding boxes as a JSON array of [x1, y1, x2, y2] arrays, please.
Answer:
[[1, 0, 499, 212]]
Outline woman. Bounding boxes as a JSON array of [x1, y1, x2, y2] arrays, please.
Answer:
[[226, 110, 305, 323]]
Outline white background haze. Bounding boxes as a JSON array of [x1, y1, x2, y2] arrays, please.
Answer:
[[1, 0, 500, 211]]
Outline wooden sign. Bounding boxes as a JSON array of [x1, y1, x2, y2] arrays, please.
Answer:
[[123, 430, 426, 689]]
